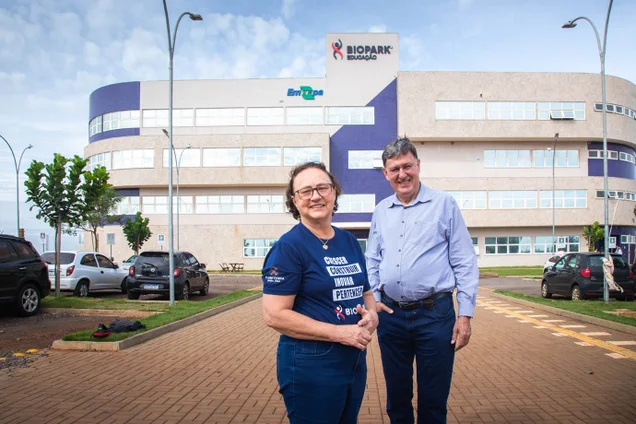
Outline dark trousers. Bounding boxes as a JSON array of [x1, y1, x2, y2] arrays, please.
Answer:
[[377, 294, 456, 424], [276, 335, 367, 424]]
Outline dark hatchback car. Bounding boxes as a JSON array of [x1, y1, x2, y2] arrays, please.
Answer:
[[541, 252, 634, 301], [0, 235, 50, 316], [126, 251, 209, 301]]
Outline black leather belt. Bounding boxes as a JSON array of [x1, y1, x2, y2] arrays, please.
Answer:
[[381, 291, 451, 311]]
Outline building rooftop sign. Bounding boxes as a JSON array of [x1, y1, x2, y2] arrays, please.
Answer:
[[331, 38, 393, 61], [287, 86, 324, 100]]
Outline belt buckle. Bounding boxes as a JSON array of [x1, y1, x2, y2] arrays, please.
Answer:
[[398, 301, 418, 310]]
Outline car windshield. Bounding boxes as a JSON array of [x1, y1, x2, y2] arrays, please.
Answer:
[[41, 252, 75, 265], [124, 255, 138, 263]]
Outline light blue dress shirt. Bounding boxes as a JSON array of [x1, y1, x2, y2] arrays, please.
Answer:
[[365, 184, 479, 317]]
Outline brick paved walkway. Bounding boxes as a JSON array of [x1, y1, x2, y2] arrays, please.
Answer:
[[0, 289, 635, 423]]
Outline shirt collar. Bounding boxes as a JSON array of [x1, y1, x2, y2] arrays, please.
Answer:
[[388, 183, 433, 208]]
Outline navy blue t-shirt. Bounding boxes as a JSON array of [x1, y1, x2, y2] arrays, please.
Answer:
[[262, 223, 371, 325]]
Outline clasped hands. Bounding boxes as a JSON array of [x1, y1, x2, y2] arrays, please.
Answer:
[[336, 305, 379, 351]]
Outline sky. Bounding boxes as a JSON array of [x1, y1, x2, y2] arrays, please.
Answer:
[[1, 0, 635, 250]]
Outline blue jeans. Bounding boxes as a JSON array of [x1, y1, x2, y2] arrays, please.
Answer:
[[276, 335, 367, 424], [377, 294, 456, 424]]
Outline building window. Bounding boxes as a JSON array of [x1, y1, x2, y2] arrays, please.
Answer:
[[195, 195, 245, 214], [471, 237, 479, 255], [196, 108, 245, 126], [112, 149, 154, 169], [325, 107, 375, 125], [244, 148, 281, 167], [142, 109, 193, 128], [485, 236, 531, 255], [175, 196, 193, 214], [357, 238, 367, 253], [88, 153, 111, 171], [487, 102, 536, 120], [488, 191, 537, 209], [449, 191, 487, 209], [588, 149, 619, 159], [538, 102, 585, 120], [534, 236, 580, 254], [162, 149, 201, 168], [286, 107, 324, 125], [348, 150, 383, 169], [283, 147, 321, 166], [484, 150, 531, 168], [337, 194, 375, 213], [102, 110, 140, 131], [246, 108, 284, 126], [618, 152, 636, 164], [202, 148, 241, 167], [89, 115, 102, 136], [533, 150, 579, 167], [539, 190, 587, 208], [116, 196, 140, 215], [620, 235, 635, 244], [435, 101, 485, 120], [246, 195, 285, 213], [243, 239, 277, 258], [142, 196, 168, 214]]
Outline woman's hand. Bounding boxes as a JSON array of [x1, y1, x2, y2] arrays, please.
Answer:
[[356, 304, 379, 334], [335, 325, 372, 350]]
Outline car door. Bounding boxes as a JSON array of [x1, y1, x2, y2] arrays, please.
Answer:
[[79, 253, 101, 289], [554, 254, 578, 295], [186, 253, 203, 290], [549, 255, 570, 295], [180, 253, 196, 290], [0, 240, 21, 301], [96, 254, 120, 289]]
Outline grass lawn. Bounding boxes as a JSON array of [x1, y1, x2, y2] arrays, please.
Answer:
[[480, 266, 544, 277], [495, 290, 636, 327], [61, 290, 258, 342], [42, 296, 170, 312]]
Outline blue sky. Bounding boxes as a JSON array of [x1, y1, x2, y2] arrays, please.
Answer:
[[0, 0, 634, 249]]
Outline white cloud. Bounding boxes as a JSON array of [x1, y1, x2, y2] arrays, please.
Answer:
[[281, 0, 296, 20], [368, 24, 388, 33]]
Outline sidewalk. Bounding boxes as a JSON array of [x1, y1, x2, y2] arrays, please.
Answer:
[[0, 289, 635, 423]]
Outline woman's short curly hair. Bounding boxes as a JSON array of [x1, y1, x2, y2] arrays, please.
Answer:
[[285, 162, 342, 221]]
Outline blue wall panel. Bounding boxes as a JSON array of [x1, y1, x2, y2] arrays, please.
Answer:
[[587, 142, 636, 180]]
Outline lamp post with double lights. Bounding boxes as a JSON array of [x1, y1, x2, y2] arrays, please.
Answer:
[[1, 133, 33, 237], [162, 0, 202, 306], [551, 133, 559, 253], [563, 0, 613, 303], [162, 130, 191, 251]]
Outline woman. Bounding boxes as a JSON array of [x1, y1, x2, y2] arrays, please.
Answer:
[[262, 162, 378, 424]]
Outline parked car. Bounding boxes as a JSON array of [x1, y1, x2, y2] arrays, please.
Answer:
[[0, 235, 50, 316], [543, 252, 566, 273], [42, 251, 129, 297], [126, 250, 209, 301], [120, 255, 138, 272], [541, 252, 634, 301]]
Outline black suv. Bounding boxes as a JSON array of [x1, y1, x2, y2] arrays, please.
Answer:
[[126, 251, 209, 301], [0, 235, 50, 316]]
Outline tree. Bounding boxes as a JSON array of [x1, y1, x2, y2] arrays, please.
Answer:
[[25, 154, 111, 296], [123, 212, 152, 254], [583, 221, 605, 252], [78, 188, 124, 251]]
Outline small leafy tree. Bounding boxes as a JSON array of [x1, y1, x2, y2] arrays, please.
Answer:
[[78, 188, 124, 251], [123, 212, 152, 254], [25, 154, 111, 296], [583, 221, 605, 252]]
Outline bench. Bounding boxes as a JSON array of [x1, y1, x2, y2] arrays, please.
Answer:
[[229, 262, 244, 272], [219, 263, 230, 272]]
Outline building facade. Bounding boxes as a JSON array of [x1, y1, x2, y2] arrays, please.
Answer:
[[84, 33, 636, 269]]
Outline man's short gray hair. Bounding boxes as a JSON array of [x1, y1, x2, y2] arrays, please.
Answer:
[[382, 137, 418, 166]]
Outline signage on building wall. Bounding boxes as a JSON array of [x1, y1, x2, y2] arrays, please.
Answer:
[[287, 86, 324, 100], [331, 38, 393, 61]]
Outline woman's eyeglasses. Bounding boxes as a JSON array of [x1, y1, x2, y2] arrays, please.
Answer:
[[294, 183, 333, 200]]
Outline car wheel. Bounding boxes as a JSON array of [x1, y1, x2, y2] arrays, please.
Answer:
[[16, 283, 41, 317], [121, 278, 128, 294], [74, 280, 89, 297], [127, 291, 140, 300], [177, 283, 190, 301], [200, 278, 209, 296], [541, 281, 552, 299], [570, 285, 584, 301]]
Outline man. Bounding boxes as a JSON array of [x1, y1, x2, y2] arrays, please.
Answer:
[[365, 137, 479, 424]]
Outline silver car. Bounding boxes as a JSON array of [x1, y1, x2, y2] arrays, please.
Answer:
[[42, 251, 129, 297]]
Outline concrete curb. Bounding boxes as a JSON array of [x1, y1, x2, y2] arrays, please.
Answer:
[[51, 292, 263, 352], [491, 292, 636, 336], [43, 308, 157, 319]]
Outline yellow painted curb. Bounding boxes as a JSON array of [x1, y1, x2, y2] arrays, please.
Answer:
[[0, 358, 6, 361], [26, 349, 39, 354], [12, 353, 25, 357]]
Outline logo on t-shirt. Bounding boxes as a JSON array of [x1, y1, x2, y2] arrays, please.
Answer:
[[264, 266, 285, 284], [269, 267, 279, 276], [334, 305, 346, 321]]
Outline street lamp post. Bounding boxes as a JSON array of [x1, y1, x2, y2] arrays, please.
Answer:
[[552, 133, 559, 253], [162, 0, 202, 306], [1, 133, 33, 237], [563, 0, 614, 303], [161, 131, 191, 251]]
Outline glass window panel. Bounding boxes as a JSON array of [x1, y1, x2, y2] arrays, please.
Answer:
[[196, 108, 245, 126], [202, 148, 241, 167]]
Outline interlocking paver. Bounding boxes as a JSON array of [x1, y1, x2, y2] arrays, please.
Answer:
[[1, 289, 635, 423]]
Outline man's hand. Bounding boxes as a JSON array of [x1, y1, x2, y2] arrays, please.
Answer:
[[451, 316, 471, 351], [375, 301, 394, 314], [356, 304, 379, 334]]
